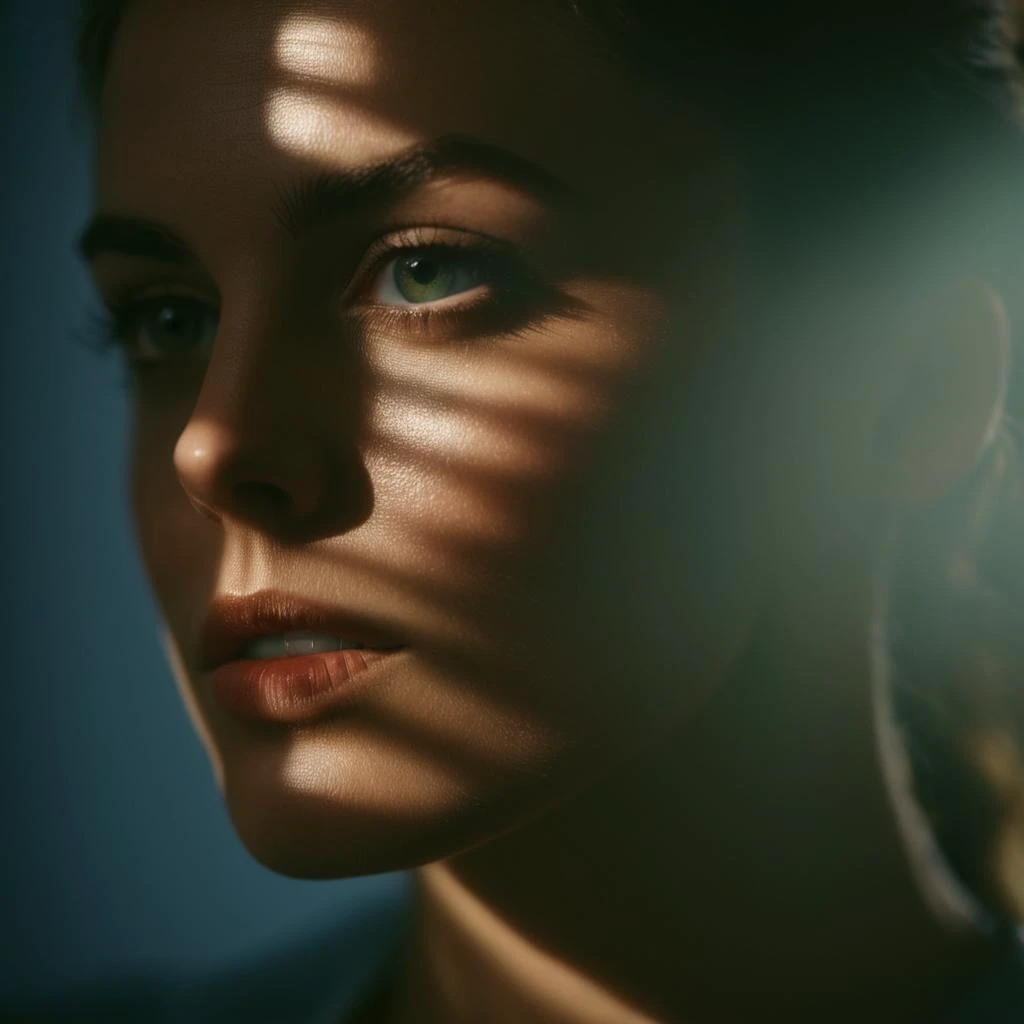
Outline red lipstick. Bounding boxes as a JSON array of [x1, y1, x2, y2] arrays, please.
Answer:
[[199, 590, 406, 723]]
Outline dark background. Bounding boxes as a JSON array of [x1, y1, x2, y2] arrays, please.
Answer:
[[1, 1, 406, 1009]]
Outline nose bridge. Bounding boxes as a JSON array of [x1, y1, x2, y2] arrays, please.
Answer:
[[173, 307, 371, 541], [174, 332, 276, 491]]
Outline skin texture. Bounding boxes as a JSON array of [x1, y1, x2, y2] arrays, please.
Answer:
[[88, 0, 1012, 1020]]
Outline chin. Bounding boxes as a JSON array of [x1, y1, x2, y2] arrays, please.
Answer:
[[224, 789, 450, 879], [213, 722, 556, 880]]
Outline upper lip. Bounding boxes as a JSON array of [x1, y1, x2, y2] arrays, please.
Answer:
[[198, 590, 405, 670]]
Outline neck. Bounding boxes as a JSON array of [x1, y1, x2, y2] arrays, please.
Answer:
[[390, 561, 992, 1023]]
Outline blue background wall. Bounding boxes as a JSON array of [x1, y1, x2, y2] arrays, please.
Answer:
[[1, 2, 406, 1009]]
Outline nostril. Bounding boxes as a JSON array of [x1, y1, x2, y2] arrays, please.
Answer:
[[231, 480, 292, 519]]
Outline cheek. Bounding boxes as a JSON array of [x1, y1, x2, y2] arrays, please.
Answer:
[[355, 285, 742, 725], [360, 288, 657, 602], [361, 362, 600, 607]]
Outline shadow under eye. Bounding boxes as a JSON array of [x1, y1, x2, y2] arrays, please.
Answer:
[[359, 237, 590, 341], [363, 274, 590, 343]]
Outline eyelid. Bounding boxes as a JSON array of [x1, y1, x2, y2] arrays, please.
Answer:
[[98, 276, 220, 317]]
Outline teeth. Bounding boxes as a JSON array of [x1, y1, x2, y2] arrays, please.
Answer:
[[241, 632, 365, 660]]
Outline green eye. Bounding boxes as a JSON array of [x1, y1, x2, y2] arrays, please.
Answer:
[[113, 296, 218, 363], [375, 250, 484, 306]]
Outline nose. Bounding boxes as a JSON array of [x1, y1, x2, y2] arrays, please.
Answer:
[[173, 333, 371, 543]]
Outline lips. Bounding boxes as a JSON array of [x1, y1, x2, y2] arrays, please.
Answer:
[[197, 590, 407, 723], [199, 590, 405, 671]]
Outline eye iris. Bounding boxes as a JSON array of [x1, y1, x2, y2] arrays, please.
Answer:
[[393, 252, 475, 304], [140, 300, 211, 354]]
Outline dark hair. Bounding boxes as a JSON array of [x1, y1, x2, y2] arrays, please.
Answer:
[[77, 0, 1024, 924]]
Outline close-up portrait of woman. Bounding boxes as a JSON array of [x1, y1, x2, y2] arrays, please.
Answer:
[[7, 0, 1024, 1021]]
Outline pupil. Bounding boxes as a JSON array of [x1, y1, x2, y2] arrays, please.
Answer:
[[406, 257, 439, 285], [145, 301, 207, 353], [159, 307, 183, 334]]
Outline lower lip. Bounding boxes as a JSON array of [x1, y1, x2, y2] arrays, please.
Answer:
[[210, 647, 406, 723]]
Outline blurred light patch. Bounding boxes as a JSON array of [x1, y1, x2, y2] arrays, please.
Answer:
[[265, 85, 418, 165], [267, 14, 417, 164], [274, 14, 379, 87]]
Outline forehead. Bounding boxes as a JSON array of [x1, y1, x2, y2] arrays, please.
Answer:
[[97, 0, 689, 231]]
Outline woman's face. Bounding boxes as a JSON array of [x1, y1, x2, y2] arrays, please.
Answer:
[[89, 0, 761, 876]]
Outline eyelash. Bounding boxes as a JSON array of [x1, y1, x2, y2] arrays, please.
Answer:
[[84, 227, 548, 366]]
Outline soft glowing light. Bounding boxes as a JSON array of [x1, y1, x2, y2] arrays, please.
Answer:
[[266, 15, 418, 164], [274, 14, 379, 87], [265, 85, 417, 165]]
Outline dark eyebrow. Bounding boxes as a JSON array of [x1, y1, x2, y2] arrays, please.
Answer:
[[78, 217, 199, 266], [77, 135, 576, 264], [273, 134, 579, 236]]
